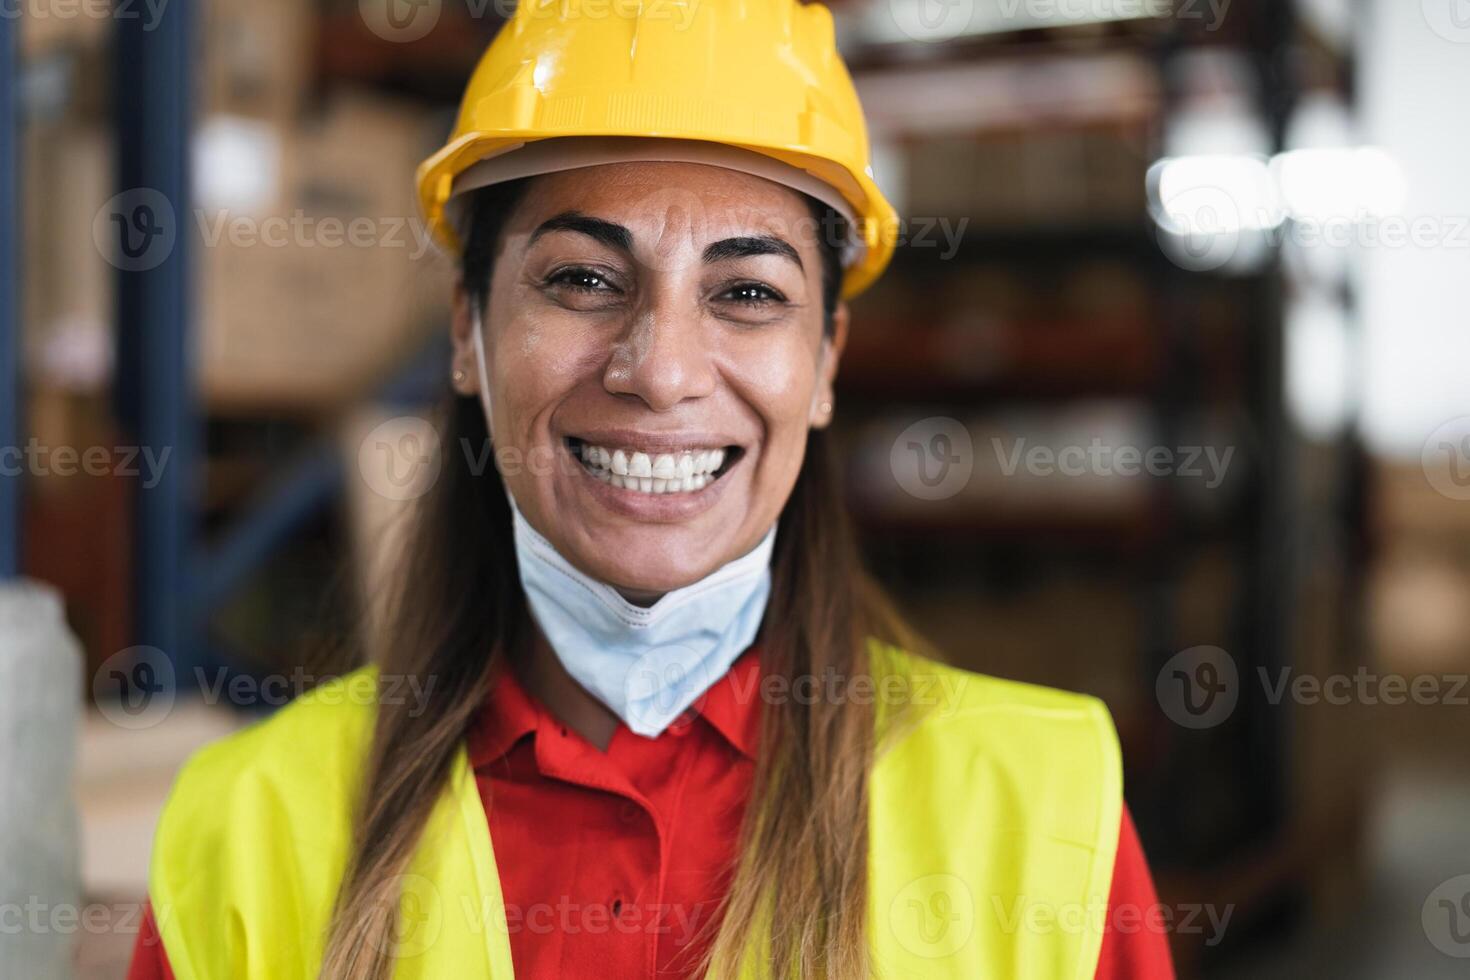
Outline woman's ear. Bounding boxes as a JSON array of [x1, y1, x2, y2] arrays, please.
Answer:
[[450, 278, 481, 397], [809, 299, 850, 430]]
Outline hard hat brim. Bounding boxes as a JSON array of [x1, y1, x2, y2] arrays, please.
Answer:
[[418, 132, 898, 299]]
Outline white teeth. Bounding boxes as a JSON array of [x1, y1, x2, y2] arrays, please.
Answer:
[[572, 440, 731, 494]]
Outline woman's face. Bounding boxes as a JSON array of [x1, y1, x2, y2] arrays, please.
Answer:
[[450, 162, 848, 600]]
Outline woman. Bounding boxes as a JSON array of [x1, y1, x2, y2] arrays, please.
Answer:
[[128, 1, 1174, 977]]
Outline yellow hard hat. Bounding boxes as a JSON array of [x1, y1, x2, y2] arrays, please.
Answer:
[[415, 0, 900, 299]]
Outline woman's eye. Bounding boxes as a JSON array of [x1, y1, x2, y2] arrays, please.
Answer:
[[719, 282, 785, 305], [546, 267, 617, 293]]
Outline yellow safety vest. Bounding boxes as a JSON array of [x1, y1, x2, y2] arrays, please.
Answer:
[[149, 643, 1121, 979]]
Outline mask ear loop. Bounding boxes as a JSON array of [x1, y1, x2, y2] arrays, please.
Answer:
[[471, 308, 494, 431]]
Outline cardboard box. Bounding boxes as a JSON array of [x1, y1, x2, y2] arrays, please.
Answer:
[[903, 126, 1146, 230], [200, 0, 312, 122], [26, 97, 453, 412], [18, 2, 110, 57], [23, 119, 113, 390], [198, 94, 454, 410]]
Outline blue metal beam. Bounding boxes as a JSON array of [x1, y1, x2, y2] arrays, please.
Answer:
[[114, 2, 198, 681], [0, 13, 21, 578], [194, 336, 451, 617], [194, 447, 343, 617]]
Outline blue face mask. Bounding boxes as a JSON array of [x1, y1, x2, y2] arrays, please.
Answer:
[[506, 496, 776, 738], [472, 313, 777, 737]]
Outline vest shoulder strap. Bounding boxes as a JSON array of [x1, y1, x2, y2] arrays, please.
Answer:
[[149, 669, 379, 980], [151, 667, 512, 980], [867, 642, 1123, 980]]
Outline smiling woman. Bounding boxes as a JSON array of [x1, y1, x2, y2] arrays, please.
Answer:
[[127, 2, 1173, 979], [455, 163, 847, 595]]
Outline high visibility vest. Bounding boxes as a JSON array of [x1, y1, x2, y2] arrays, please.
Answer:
[[149, 644, 1121, 979]]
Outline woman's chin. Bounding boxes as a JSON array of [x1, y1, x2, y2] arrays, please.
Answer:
[[576, 536, 734, 598], [540, 447, 769, 592]]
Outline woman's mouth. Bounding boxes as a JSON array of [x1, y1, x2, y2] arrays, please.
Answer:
[[565, 437, 742, 494]]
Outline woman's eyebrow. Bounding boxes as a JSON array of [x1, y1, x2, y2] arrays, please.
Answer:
[[702, 235, 803, 272], [528, 211, 634, 253], [527, 214, 803, 273]]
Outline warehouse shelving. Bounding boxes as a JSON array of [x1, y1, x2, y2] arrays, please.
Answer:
[[828, 1, 1366, 971]]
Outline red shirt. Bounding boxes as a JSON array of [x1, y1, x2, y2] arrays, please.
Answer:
[[128, 650, 1173, 979]]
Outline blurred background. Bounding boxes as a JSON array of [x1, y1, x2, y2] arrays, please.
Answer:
[[2, 0, 1469, 976]]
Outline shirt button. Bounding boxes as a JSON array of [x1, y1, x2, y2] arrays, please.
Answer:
[[610, 894, 625, 918]]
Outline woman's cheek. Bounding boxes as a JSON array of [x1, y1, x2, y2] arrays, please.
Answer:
[[492, 320, 572, 437], [742, 340, 820, 434]]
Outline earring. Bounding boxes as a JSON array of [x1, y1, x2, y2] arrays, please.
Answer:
[[819, 400, 833, 415], [453, 369, 466, 384]]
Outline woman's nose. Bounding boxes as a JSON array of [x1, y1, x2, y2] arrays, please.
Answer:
[[602, 302, 717, 412]]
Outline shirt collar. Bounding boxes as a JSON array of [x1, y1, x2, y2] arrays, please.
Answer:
[[467, 661, 542, 769], [691, 645, 761, 760], [468, 646, 763, 768]]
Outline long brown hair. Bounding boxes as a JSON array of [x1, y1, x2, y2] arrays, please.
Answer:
[[319, 180, 920, 979]]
